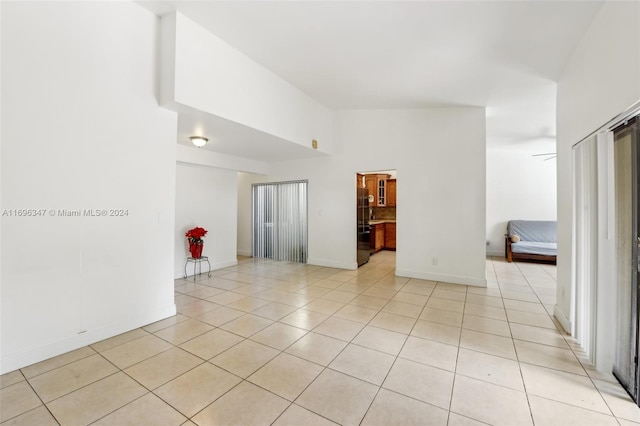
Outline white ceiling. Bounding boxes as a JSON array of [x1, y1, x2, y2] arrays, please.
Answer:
[[140, 0, 603, 157]]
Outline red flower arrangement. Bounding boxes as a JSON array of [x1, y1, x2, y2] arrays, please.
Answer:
[[186, 227, 207, 258], [185, 226, 208, 243]]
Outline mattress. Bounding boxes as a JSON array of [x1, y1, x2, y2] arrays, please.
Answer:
[[511, 241, 557, 256]]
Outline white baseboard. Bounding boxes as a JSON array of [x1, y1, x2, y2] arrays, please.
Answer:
[[486, 250, 504, 257], [553, 305, 571, 334], [307, 257, 357, 271], [395, 269, 487, 287], [0, 304, 177, 375]]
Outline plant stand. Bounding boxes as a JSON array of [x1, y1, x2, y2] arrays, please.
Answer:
[[184, 256, 212, 281]]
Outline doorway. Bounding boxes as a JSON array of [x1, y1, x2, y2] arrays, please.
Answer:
[[356, 170, 397, 268], [252, 180, 308, 263], [612, 118, 640, 401]]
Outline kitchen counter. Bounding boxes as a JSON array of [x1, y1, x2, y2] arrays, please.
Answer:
[[369, 220, 396, 224]]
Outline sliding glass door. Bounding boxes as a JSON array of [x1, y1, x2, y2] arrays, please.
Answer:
[[252, 181, 308, 263], [612, 118, 640, 400]]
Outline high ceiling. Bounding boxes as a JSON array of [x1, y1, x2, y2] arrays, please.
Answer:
[[140, 0, 603, 156]]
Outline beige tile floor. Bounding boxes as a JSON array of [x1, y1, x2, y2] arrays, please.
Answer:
[[2, 252, 640, 425]]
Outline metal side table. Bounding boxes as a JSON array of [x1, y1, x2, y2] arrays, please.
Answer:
[[184, 256, 212, 281]]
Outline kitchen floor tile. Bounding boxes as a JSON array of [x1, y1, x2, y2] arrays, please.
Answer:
[[520, 363, 610, 414], [251, 302, 299, 320], [399, 336, 458, 371], [593, 378, 640, 423], [456, 348, 524, 391], [179, 328, 244, 360], [285, 332, 347, 366], [92, 393, 186, 426], [361, 388, 449, 426], [296, 369, 378, 426], [465, 293, 504, 308], [352, 325, 407, 355], [101, 334, 173, 369], [514, 340, 585, 375], [0, 381, 42, 423], [1, 405, 57, 426], [369, 311, 416, 334], [463, 303, 507, 321], [90, 328, 149, 353], [528, 395, 618, 426], [509, 323, 569, 348], [426, 297, 464, 313], [227, 296, 272, 312], [450, 375, 532, 426], [28, 354, 118, 402], [154, 363, 241, 417], [381, 300, 423, 318], [0, 371, 24, 390], [382, 358, 454, 409], [195, 306, 245, 326], [192, 381, 289, 426], [459, 329, 517, 360], [304, 298, 346, 315], [272, 404, 339, 426], [447, 412, 489, 426], [462, 314, 511, 337], [219, 313, 274, 337], [250, 322, 308, 350], [333, 304, 379, 323], [348, 295, 389, 310], [124, 347, 202, 390], [432, 288, 467, 301], [391, 291, 429, 306], [210, 339, 280, 378], [205, 291, 246, 305], [20, 346, 97, 379], [249, 353, 323, 401], [46, 372, 146, 426], [153, 318, 214, 345], [419, 307, 463, 327], [329, 344, 395, 385], [506, 309, 557, 329], [411, 320, 461, 346], [280, 309, 328, 330]]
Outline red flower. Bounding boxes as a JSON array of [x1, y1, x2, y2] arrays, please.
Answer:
[[185, 226, 208, 242]]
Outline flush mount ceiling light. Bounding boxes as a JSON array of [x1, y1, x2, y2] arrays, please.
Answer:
[[190, 136, 208, 148]]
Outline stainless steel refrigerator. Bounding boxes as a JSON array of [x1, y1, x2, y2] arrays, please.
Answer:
[[357, 187, 370, 266]]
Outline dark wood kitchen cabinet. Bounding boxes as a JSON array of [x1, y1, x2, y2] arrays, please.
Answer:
[[370, 223, 385, 253], [387, 179, 396, 207], [385, 222, 396, 250], [364, 174, 391, 206]]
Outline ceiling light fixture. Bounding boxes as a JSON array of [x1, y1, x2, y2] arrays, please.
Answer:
[[190, 136, 208, 148]]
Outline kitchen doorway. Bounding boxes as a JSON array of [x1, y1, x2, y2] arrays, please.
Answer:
[[356, 170, 397, 268]]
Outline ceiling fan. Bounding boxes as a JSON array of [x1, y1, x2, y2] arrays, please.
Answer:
[[532, 152, 556, 161]]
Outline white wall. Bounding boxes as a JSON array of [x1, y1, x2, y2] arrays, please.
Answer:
[[238, 108, 487, 286], [175, 163, 239, 277], [556, 1, 640, 370], [486, 148, 557, 256], [162, 12, 334, 155], [1, 2, 177, 373], [237, 172, 258, 257]]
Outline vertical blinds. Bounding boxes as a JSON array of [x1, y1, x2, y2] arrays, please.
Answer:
[[252, 181, 308, 263]]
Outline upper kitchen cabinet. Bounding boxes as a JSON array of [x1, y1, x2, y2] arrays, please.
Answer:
[[365, 174, 391, 206], [357, 173, 365, 189], [387, 179, 396, 207]]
